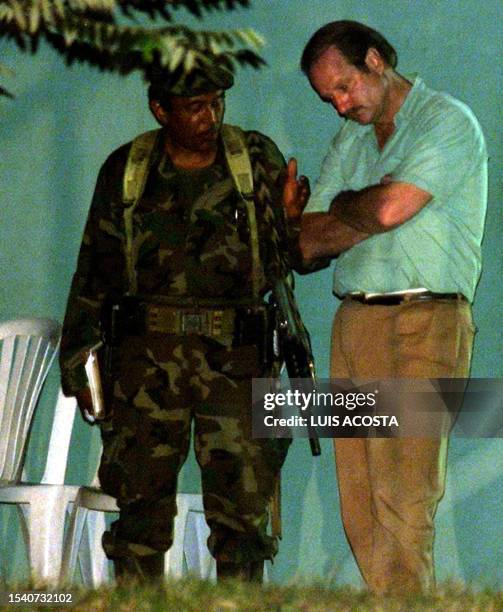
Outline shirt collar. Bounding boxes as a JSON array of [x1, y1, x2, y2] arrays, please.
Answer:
[[342, 74, 424, 139], [394, 74, 423, 127]]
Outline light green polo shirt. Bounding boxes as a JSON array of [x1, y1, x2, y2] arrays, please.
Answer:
[[305, 76, 488, 302]]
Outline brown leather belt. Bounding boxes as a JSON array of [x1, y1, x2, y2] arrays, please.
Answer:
[[345, 291, 468, 306]]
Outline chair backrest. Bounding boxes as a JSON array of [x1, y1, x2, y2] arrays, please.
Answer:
[[0, 318, 61, 483], [40, 388, 77, 485]]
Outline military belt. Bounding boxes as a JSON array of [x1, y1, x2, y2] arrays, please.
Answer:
[[144, 303, 238, 337]]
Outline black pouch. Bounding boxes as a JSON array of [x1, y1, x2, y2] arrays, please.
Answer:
[[117, 296, 145, 337], [101, 295, 145, 344], [233, 305, 276, 368]]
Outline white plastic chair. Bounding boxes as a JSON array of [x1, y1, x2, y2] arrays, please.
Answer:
[[0, 318, 79, 585], [61, 483, 216, 586]]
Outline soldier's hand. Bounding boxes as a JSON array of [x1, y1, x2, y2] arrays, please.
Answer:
[[75, 387, 96, 424], [282, 158, 310, 220]]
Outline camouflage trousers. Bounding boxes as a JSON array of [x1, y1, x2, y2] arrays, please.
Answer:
[[98, 331, 290, 564]]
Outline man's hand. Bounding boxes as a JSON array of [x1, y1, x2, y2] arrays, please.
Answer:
[[300, 212, 370, 262], [75, 387, 96, 424], [282, 158, 310, 220]]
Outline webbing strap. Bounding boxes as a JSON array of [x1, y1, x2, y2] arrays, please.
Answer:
[[221, 124, 254, 198], [123, 129, 160, 206], [122, 129, 160, 294], [221, 124, 261, 298]]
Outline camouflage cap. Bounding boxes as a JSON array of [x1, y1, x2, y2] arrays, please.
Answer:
[[147, 60, 234, 97]]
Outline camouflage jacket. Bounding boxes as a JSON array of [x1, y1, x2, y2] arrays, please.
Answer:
[[60, 128, 297, 395]]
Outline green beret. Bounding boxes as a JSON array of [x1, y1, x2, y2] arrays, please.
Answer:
[[147, 61, 234, 97]]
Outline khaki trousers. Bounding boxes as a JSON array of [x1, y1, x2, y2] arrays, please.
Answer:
[[330, 298, 475, 594]]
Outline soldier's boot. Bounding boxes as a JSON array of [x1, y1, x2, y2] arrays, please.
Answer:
[[216, 559, 264, 583], [248, 560, 264, 583], [113, 552, 165, 584]]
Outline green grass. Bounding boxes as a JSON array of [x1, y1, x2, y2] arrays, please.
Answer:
[[1, 579, 502, 611]]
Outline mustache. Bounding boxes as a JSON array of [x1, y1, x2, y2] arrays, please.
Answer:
[[340, 107, 361, 119]]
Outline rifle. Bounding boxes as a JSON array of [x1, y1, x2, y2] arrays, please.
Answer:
[[271, 277, 321, 456]]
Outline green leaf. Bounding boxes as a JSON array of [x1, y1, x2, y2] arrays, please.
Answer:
[[1, 0, 266, 102], [28, 1, 41, 34], [167, 42, 186, 71], [41, 0, 54, 24], [11, 0, 27, 30], [184, 47, 196, 72]]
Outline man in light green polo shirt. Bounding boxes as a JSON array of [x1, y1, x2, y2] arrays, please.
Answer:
[[286, 21, 487, 595]]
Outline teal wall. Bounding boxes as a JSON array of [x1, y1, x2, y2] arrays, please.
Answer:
[[1, 0, 501, 587]]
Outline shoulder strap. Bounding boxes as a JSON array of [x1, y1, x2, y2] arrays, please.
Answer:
[[221, 124, 262, 298], [221, 124, 254, 199], [123, 129, 161, 206], [122, 129, 160, 294]]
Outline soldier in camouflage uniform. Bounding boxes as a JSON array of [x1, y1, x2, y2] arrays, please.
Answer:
[[60, 61, 309, 582]]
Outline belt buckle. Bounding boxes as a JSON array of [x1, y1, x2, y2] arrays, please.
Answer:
[[181, 312, 205, 334]]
